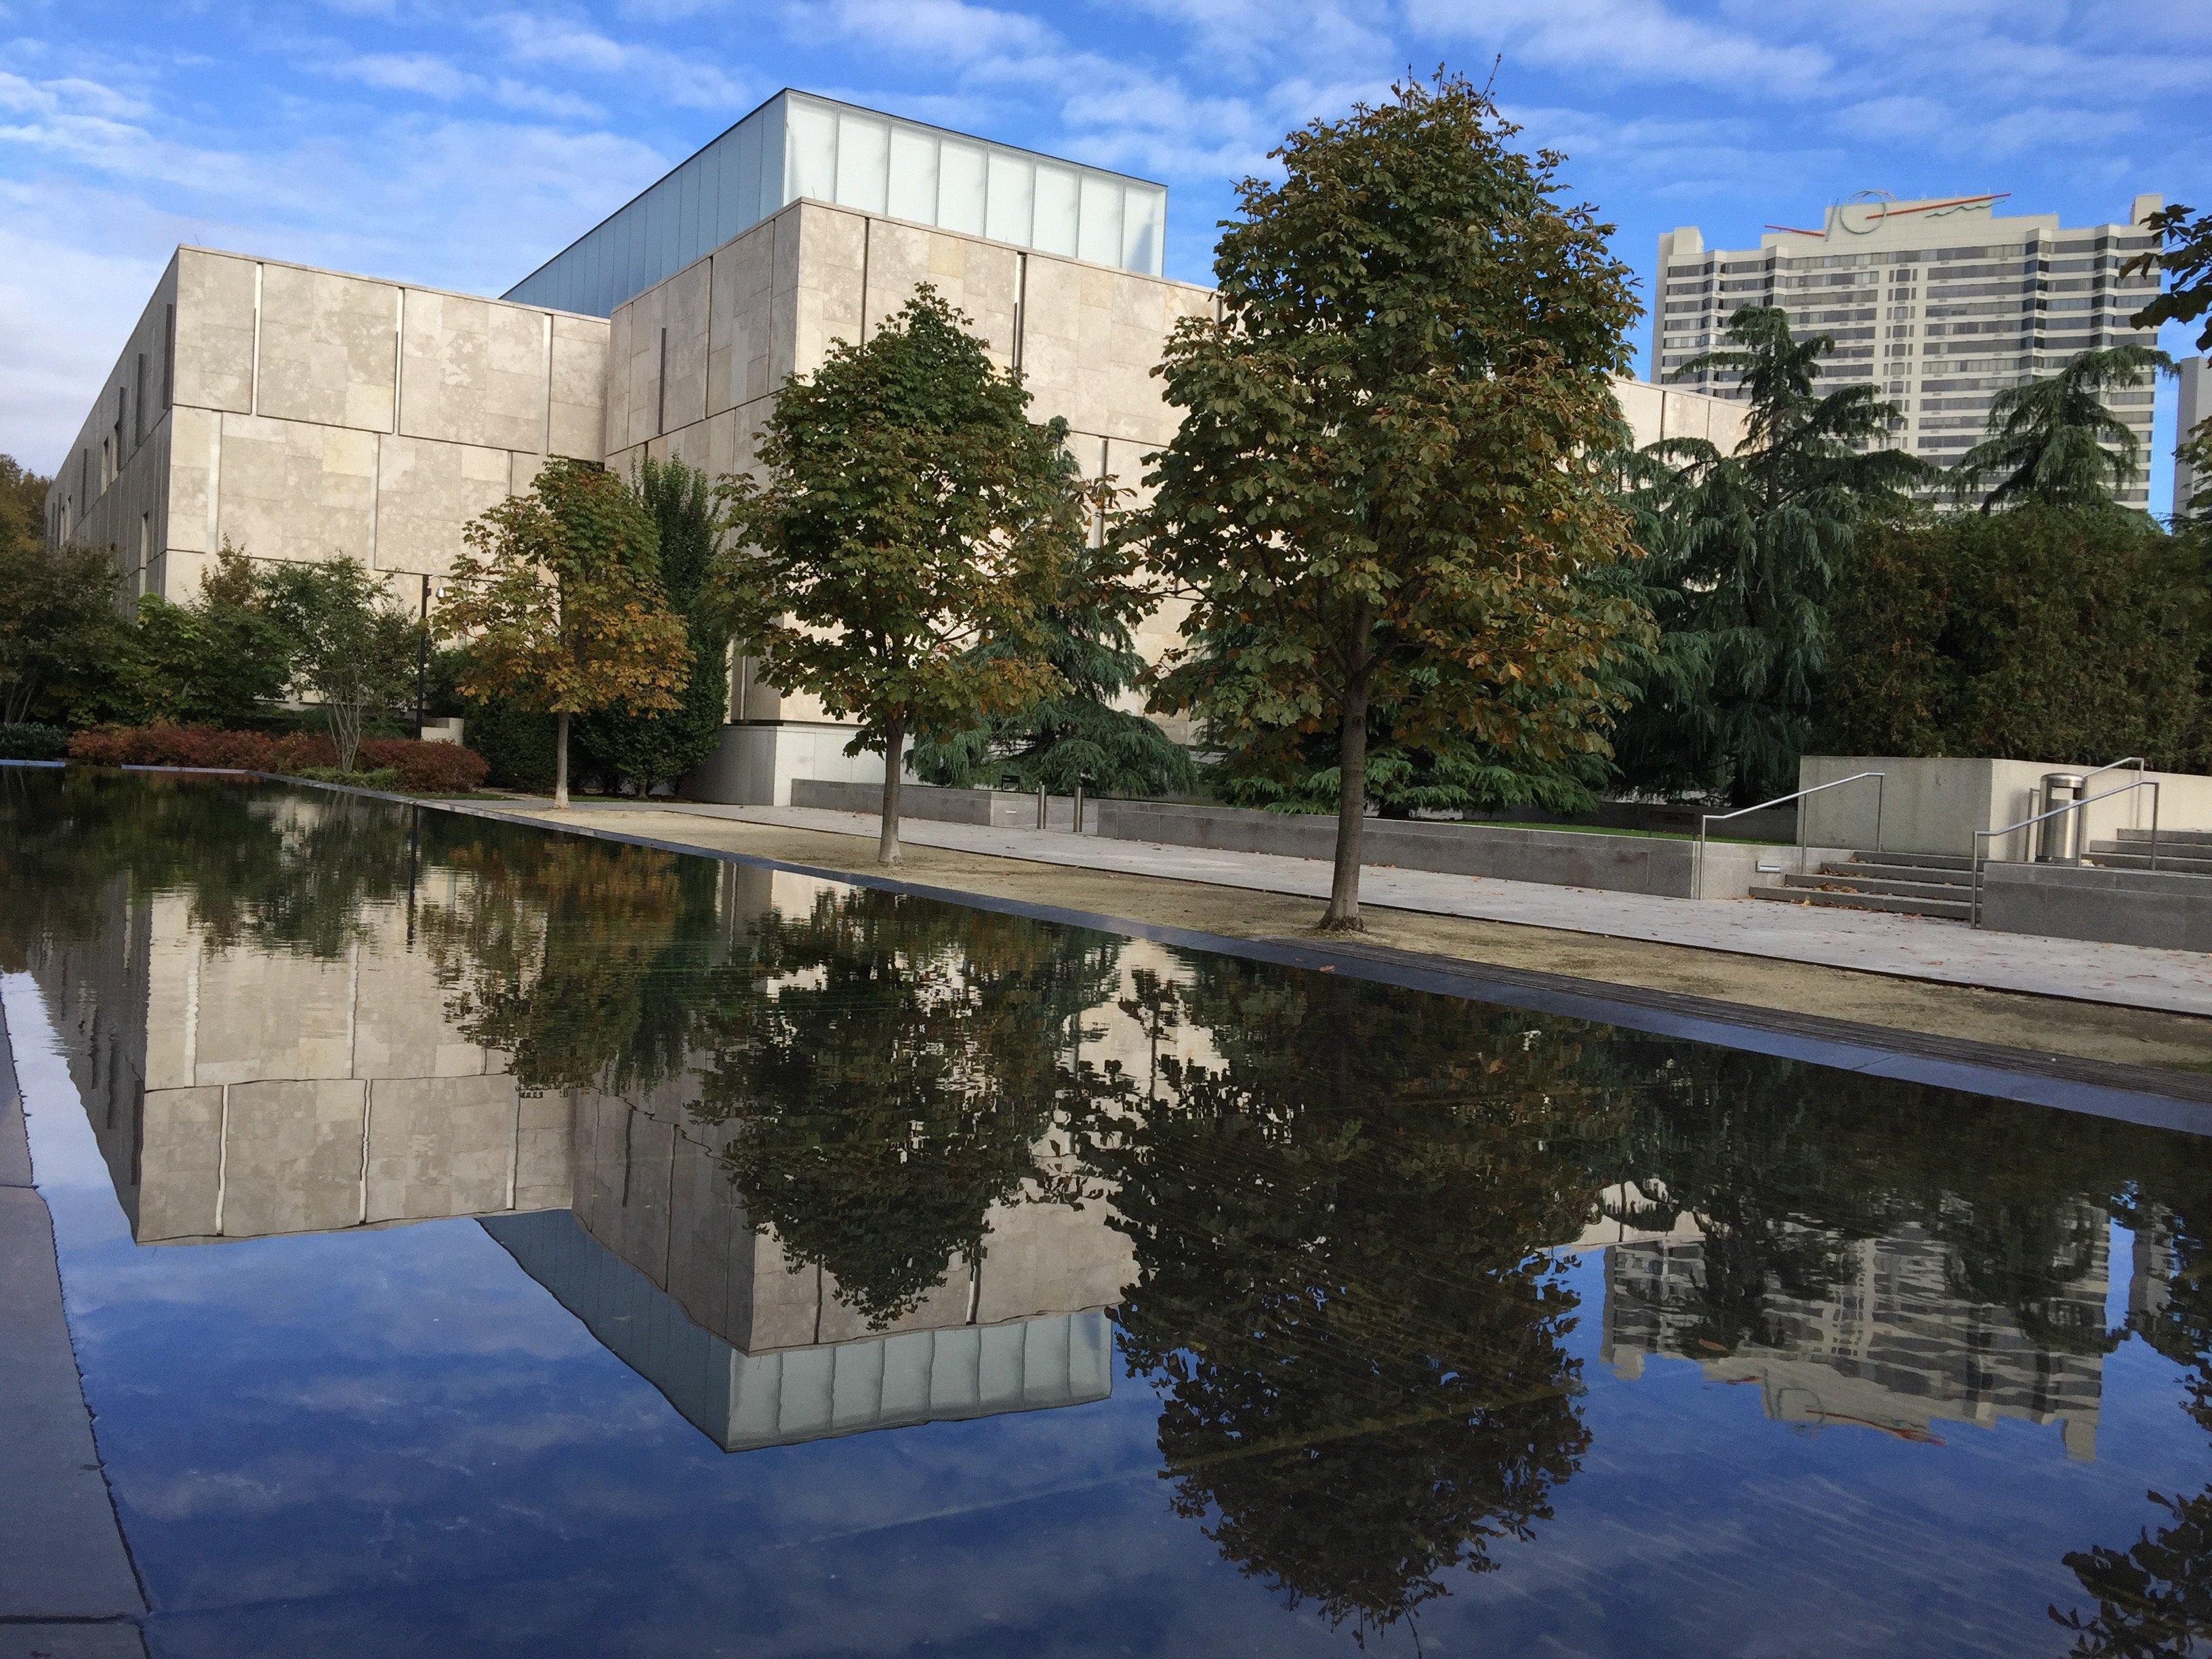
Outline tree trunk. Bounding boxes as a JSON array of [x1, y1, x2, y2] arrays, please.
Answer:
[[1321, 671, 1370, 932], [553, 710, 571, 809], [878, 714, 905, 865]]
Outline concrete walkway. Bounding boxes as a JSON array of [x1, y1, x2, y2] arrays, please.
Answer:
[[498, 799, 2212, 1020], [0, 995, 149, 1658]]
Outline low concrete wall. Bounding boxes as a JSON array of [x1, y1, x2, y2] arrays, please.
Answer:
[[1089, 799, 1819, 899], [1802, 755, 2212, 857], [792, 778, 1043, 829], [1980, 863, 2212, 953]]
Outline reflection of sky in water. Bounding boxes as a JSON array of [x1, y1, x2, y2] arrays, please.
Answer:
[[17, 975, 2210, 1659], [6, 773, 2211, 1659]]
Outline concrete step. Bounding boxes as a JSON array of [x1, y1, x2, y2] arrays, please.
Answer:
[[2085, 848, 2212, 875], [1782, 872, 1977, 903], [1840, 849, 1975, 873], [2112, 827, 2212, 848], [1824, 859, 1978, 890], [1749, 883, 1973, 921]]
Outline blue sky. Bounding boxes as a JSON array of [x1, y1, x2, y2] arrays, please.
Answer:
[[3, 0, 2207, 507]]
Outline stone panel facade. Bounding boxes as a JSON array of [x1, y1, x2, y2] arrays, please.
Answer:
[[47, 247, 610, 605]]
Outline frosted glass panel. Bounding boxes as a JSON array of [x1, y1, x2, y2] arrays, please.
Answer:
[[1122, 185, 1165, 276], [834, 112, 890, 214], [733, 117, 762, 226], [1033, 164, 1078, 256], [786, 98, 837, 202], [985, 152, 1033, 245], [886, 127, 938, 223], [939, 141, 987, 234], [1077, 175, 1120, 266], [756, 96, 786, 213]]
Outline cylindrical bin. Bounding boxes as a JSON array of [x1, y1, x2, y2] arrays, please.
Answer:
[[2036, 773, 2087, 863]]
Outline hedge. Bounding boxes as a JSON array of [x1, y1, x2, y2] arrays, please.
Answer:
[[1820, 507, 2211, 771], [66, 726, 489, 794], [0, 722, 71, 761]]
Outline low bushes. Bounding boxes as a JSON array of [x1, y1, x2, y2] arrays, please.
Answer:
[[356, 739, 488, 794], [67, 726, 489, 794], [0, 722, 70, 760]]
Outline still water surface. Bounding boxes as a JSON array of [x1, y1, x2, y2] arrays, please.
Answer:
[[4, 769, 2209, 1658]]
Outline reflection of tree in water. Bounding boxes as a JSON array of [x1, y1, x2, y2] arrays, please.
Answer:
[[1597, 1052, 2150, 1364], [417, 824, 722, 1095], [2055, 1162, 2212, 1657], [0, 766, 418, 966], [689, 889, 1125, 1324], [1096, 957, 1621, 1639]]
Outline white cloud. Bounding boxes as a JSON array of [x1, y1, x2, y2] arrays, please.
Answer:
[[1407, 0, 1833, 95]]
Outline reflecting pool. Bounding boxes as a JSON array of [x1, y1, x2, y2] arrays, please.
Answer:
[[5, 768, 2211, 1658]]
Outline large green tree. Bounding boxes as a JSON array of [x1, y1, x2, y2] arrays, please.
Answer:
[[439, 457, 691, 808], [1141, 73, 1645, 929], [577, 457, 733, 795], [907, 534, 1197, 799], [720, 287, 1087, 863], [1952, 345, 2172, 512], [1613, 304, 1927, 802]]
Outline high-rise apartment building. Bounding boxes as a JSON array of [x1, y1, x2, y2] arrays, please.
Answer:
[[1654, 193, 2165, 508]]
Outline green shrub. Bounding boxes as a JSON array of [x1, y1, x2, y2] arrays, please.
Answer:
[[459, 697, 559, 792], [293, 766, 403, 790], [1820, 506, 2209, 769], [0, 722, 69, 760]]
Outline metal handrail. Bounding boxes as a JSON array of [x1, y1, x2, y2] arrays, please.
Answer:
[[1970, 777, 2160, 926], [2080, 756, 2147, 837], [1697, 771, 1885, 901]]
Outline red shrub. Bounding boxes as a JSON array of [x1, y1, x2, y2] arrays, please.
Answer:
[[68, 726, 485, 794], [356, 739, 489, 794]]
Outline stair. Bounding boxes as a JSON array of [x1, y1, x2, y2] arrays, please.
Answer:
[[2085, 828, 2212, 876], [1748, 850, 1975, 920]]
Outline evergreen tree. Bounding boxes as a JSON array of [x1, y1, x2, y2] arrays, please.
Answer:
[[578, 457, 733, 794], [1613, 304, 1927, 802], [1952, 345, 2172, 512], [907, 535, 1197, 798]]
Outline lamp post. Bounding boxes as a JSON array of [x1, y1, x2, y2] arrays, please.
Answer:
[[415, 574, 431, 737]]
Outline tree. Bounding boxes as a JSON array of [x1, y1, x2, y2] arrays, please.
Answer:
[[1195, 552, 1652, 819], [907, 535, 1197, 798], [577, 457, 733, 795], [1139, 73, 1645, 929], [0, 538, 131, 728], [125, 542, 293, 729], [255, 556, 415, 773], [1952, 346, 2173, 512], [438, 457, 691, 808], [1613, 304, 1928, 802], [0, 455, 48, 557], [720, 287, 1086, 863], [2127, 203, 2212, 352]]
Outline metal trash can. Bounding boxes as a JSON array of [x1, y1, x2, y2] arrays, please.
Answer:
[[2036, 773, 2087, 863]]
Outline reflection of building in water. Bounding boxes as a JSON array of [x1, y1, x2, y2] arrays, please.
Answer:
[[1599, 1215, 2110, 1461], [484, 1063, 1133, 1450], [30, 874, 567, 1243], [31, 842, 1145, 1450]]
